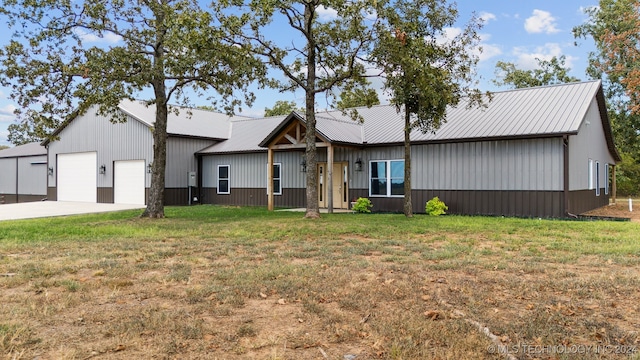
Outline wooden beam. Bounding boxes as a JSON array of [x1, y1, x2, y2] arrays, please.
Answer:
[[327, 145, 334, 214], [267, 148, 274, 211], [284, 134, 298, 144], [270, 142, 330, 150], [296, 123, 301, 142]]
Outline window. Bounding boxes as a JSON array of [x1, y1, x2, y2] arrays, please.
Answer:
[[595, 161, 600, 196], [605, 163, 610, 195], [217, 165, 230, 194], [267, 163, 282, 195], [588, 159, 593, 190], [370, 160, 404, 197]]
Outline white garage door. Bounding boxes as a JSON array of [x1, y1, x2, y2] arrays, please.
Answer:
[[114, 160, 146, 205], [58, 152, 97, 202]]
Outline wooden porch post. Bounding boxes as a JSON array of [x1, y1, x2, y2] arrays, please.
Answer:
[[612, 165, 617, 205], [327, 144, 334, 213], [267, 147, 274, 211]]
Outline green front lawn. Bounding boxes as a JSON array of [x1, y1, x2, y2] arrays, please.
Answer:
[[1, 206, 639, 359]]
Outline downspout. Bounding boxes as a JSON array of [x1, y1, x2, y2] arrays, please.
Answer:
[[563, 135, 570, 217], [196, 154, 203, 204]]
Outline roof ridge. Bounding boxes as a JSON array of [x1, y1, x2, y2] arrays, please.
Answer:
[[230, 115, 286, 123], [487, 79, 600, 95], [315, 112, 365, 125]]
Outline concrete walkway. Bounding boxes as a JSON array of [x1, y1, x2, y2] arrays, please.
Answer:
[[277, 208, 354, 213], [0, 201, 145, 221]]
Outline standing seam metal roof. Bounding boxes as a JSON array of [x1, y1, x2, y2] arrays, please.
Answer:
[[0, 142, 47, 158], [197, 115, 288, 154], [117, 99, 249, 139], [203, 80, 610, 154]]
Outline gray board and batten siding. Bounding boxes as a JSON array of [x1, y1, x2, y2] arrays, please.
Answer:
[[567, 95, 617, 214], [200, 151, 307, 208], [46, 106, 154, 202], [45, 101, 229, 205], [0, 143, 48, 204]]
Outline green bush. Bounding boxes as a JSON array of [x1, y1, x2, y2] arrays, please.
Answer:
[[425, 197, 448, 216], [352, 197, 373, 213]]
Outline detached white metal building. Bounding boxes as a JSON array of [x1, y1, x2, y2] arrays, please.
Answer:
[[0, 142, 48, 204]]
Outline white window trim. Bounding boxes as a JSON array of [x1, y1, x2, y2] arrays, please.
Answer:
[[588, 159, 594, 190], [217, 165, 230, 195], [266, 163, 282, 196], [369, 159, 405, 198], [605, 163, 610, 195], [595, 161, 600, 196]]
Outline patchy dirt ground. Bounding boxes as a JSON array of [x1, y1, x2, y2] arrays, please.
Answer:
[[583, 201, 639, 222], [1, 209, 640, 359]]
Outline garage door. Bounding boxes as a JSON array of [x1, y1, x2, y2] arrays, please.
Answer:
[[114, 160, 146, 205], [58, 152, 97, 202]]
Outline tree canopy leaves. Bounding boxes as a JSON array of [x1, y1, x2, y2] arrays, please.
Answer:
[[0, 0, 264, 217], [219, 0, 378, 218], [574, 0, 640, 196], [370, 0, 488, 217], [493, 56, 580, 89], [264, 100, 303, 117]]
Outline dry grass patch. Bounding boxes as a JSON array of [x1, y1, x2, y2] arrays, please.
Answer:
[[1, 206, 640, 359]]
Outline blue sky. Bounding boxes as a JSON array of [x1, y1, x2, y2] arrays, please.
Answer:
[[0, 0, 600, 147]]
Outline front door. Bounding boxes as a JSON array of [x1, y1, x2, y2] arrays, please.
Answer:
[[318, 162, 348, 209]]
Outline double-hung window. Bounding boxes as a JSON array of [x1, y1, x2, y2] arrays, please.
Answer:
[[595, 161, 600, 196], [369, 160, 404, 197], [217, 165, 230, 194], [267, 163, 282, 195]]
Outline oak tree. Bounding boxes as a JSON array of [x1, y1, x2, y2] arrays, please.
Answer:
[[219, 0, 377, 218], [371, 0, 488, 217], [0, 0, 263, 218]]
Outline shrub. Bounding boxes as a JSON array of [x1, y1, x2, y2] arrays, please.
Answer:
[[352, 197, 373, 213], [425, 197, 448, 216]]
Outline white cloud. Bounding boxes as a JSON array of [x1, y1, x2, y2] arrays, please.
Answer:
[[525, 10, 560, 34], [479, 11, 497, 24], [0, 104, 16, 122], [512, 43, 576, 70], [478, 44, 502, 63], [74, 29, 122, 44], [0, 127, 10, 147], [316, 5, 338, 21]]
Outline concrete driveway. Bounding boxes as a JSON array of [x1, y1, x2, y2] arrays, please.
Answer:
[[0, 201, 145, 221]]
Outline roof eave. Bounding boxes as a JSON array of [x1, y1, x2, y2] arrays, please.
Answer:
[[595, 85, 622, 163], [258, 112, 305, 147]]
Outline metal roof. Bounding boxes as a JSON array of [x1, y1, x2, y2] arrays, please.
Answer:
[[313, 80, 603, 144], [197, 115, 288, 154], [118, 100, 249, 139], [207, 80, 616, 156], [0, 142, 46, 158]]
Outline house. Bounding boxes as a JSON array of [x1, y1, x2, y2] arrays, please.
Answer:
[[197, 80, 620, 217], [0, 142, 48, 204], [35, 80, 619, 217], [43, 100, 248, 205]]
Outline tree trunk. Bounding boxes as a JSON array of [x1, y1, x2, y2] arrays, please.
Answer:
[[141, 89, 168, 218], [304, 2, 320, 219], [403, 107, 413, 217], [142, 10, 167, 219]]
